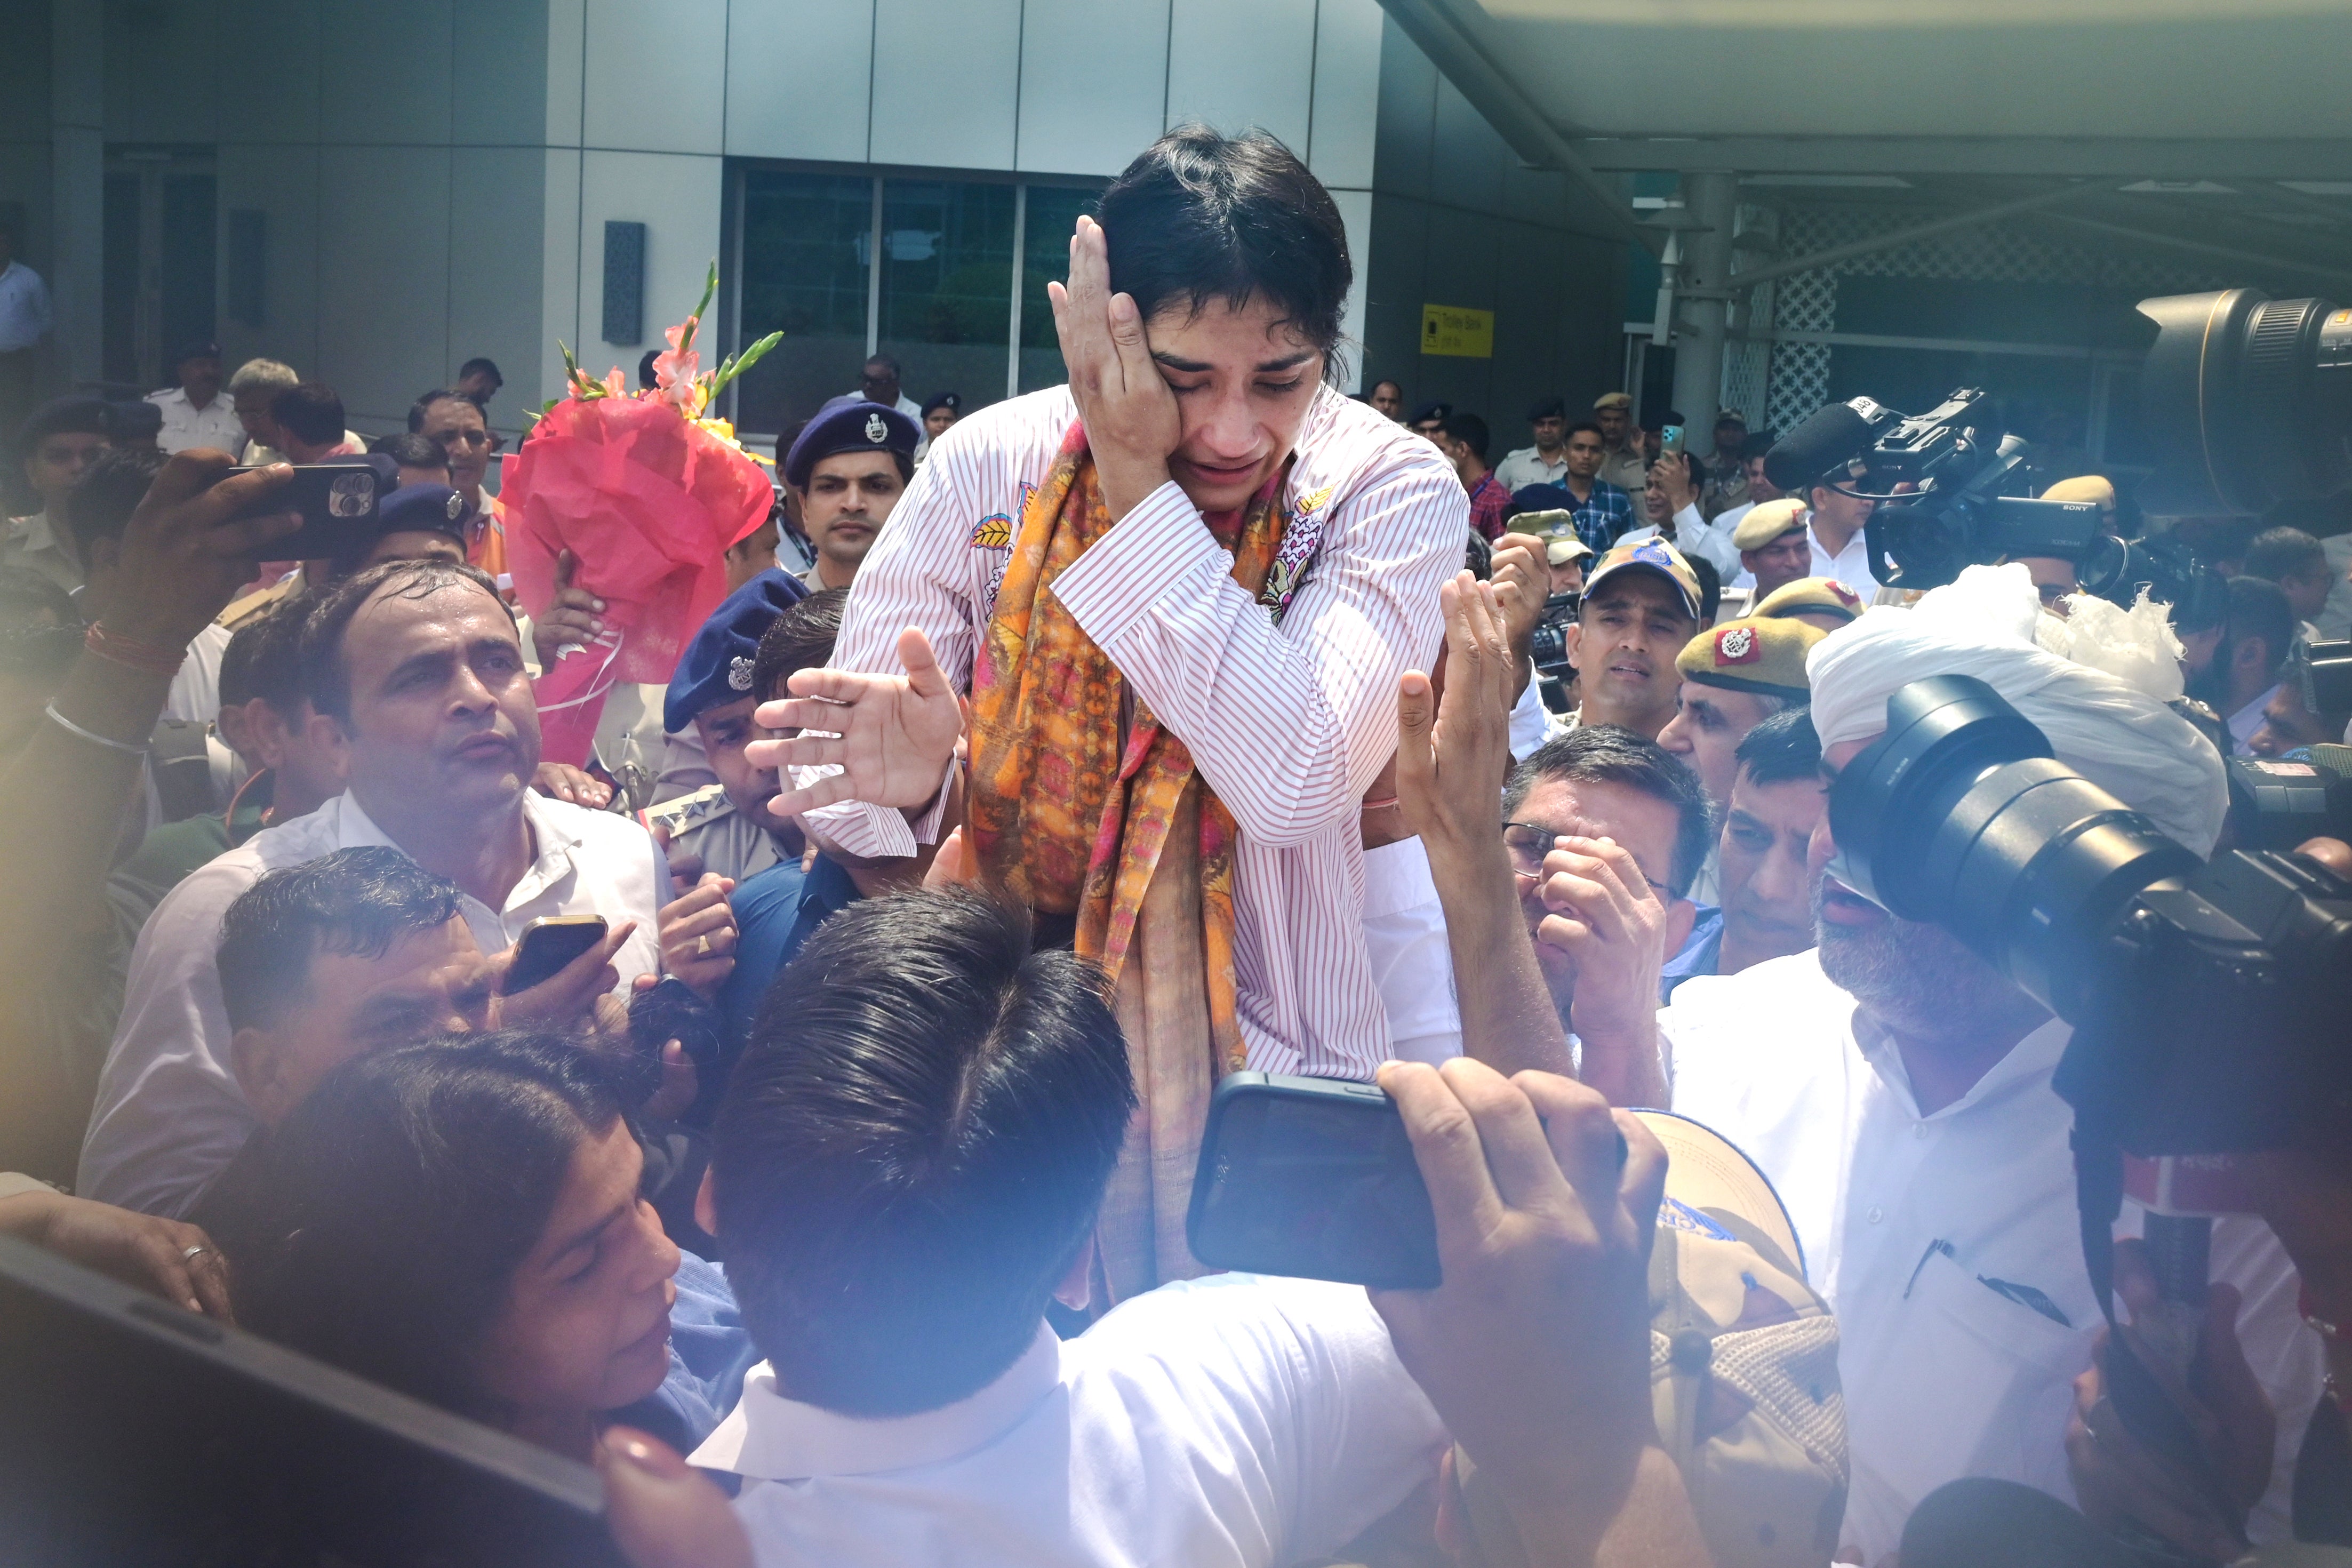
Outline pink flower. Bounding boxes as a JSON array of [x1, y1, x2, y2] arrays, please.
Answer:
[[602, 367, 628, 397], [653, 317, 703, 411]]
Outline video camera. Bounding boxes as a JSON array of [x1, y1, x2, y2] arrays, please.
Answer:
[[2226, 638, 2352, 847], [1829, 674, 2352, 1158], [1763, 390, 2228, 626], [1527, 590, 1580, 714]]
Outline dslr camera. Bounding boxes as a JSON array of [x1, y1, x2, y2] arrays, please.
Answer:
[[1764, 389, 2226, 625], [1526, 590, 1581, 715]]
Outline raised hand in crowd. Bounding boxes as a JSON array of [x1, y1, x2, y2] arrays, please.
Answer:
[[1533, 826, 1677, 1108], [532, 758, 612, 809], [534, 547, 607, 665], [1047, 213, 1183, 521], [750, 626, 964, 818], [1396, 571, 1572, 1077], [1371, 1059, 1708, 1568], [659, 873, 739, 1001], [1652, 451, 1699, 517], [0, 1183, 233, 1320], [484, 917, 637, 1033], [1491, 530, 1547, 699]]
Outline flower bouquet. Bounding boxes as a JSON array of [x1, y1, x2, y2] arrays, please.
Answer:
[[503, 263, 781, 765]]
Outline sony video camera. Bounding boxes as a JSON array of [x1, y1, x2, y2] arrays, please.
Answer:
[[1829, 674, 2352, 1157], [1763, 390, 2227, 625], [1527, 590, 1581, 714]]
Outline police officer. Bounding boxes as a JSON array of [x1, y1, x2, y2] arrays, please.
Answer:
[[782, 396, 919, 591], [642, 567, 810, 885]]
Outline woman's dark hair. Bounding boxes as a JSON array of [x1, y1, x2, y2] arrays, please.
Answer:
[[222, 1029, 638, 1422], [1097, 125, 1352, 375], [714, 887, 1133, 1418]]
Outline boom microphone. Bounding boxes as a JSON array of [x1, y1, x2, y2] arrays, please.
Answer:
[[1764, 401, 1875, 493]]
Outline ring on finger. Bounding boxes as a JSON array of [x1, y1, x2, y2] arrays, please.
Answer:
[[694, 933, 711, 957], [182, 1245, 209, 1262]]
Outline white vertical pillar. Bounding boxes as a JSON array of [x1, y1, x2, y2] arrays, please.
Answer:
[[1005, 182, 1027, 402], [49, 0, 104, 390], [1669, 171, 1738, 457]]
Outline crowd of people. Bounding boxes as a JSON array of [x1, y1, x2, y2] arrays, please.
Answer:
[[1, 126, 2348, 1568]]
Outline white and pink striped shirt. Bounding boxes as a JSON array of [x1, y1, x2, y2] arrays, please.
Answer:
[[807, 381, 1466, 1078]]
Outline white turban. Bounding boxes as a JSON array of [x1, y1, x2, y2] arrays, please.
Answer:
[[1807, 563, 2229, 856]]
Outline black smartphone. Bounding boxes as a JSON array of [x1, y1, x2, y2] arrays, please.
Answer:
[[1186, 1071, 1441, 1289], [0, 1236, 628, 1567], [225, 454, 398, 561], [505, 914, 609, 994]]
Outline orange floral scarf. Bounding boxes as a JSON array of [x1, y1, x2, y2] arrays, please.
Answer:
[[967, 423, 1291, 1297]]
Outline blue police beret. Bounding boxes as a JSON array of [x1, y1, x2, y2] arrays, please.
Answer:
[[374, 482, 469, 539], [1511, 482, 1578, 511], [663, 567, 811, 734], [783, 396, 919, 490]]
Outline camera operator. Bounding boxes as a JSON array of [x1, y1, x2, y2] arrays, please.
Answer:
[[1567, 564, 2324, 1562], [2188, 574, 2295, 756]]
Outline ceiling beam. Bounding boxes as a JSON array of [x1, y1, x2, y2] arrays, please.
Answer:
[[1371, 0, 1657, 252], [1573, 135, 2352, 181], [2038, 211, 2352, 291], [1719, 182, 2101, 289]]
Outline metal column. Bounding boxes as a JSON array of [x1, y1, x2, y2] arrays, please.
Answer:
[[1668, 171, 1739, 458]]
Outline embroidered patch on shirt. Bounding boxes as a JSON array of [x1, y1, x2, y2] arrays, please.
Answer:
[[1262, 483, 1335, 623], [971, 514, 1012, 549]]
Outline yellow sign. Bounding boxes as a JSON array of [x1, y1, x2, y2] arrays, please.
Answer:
[[1420, 303, 1494, 358]]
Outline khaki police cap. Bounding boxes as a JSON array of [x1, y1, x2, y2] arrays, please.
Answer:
[[1676, 614, 1825, 700], [1731, 497, 1811, 553], [1753, 575, 1866, 625]]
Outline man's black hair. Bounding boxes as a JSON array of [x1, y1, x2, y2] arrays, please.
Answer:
[[215, 846, 465, 1033], [1566, 419, 1605, 442], [1687, 551, 1721, 623], [1502, 726, 1714, 900], [221, 1027, 638, 1424], [1097, 125, 1351, 372], [456, 357, 501, 384], [64, 446, 167, 559], [15, 395, 109, 458], [370, 431, 450, 470], [713, 887, 1134, 1418], [2245, 526, 2326, 584], [1527, 395, 1566, 422], [231, 589, 322, 722], [2223, 574, 2296, 681], [405, 388, 483, 432], [637, 349, 661, 390], [1739, 431, 1777, 462], [1370, 378, 1403, 398], [270, 382, 346, 447], [1441, 411, 1490, 465], [299, 557, 505, 723], [750, 587, 845, 703], [860, 354, 902, 379], [103, 400, 164, 445], [1737, 706, 1821, 789]]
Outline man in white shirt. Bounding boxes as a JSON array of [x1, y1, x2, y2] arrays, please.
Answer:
[[692, 874, 1706, 1568], [1493, 395, 1572, 492], [847, 353, 924, 423], [79, 557, 666, 1218], [146, 343, 246, 457], [1802, 473, 1882, 596], [228, 358, 300, 465], [1566, 566, 2322, 1562], [0, 225, 51, 442]]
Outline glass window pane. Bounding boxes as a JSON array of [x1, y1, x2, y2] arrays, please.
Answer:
[[875, 180, 1016, 419], [734, 170, 874, 437], [1018, 185, 1103, 395]]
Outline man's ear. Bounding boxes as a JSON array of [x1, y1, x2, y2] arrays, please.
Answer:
[[214, 698, 258, 767], [244, 700, 292, 770], [1051, 1233, 1095, 1313], [2234, 636, 2273, 676], [230, 1025, 293, 1125], [301, 703, 352, 764], [1561, 620, 1583, 675], [694, 1165, 719, 1239]]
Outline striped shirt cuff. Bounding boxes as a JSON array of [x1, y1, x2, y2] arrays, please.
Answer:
[[1049, 480, 1227, 646]]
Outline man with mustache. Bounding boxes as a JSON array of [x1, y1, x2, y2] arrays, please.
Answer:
[[81, 558, 666, 1219]]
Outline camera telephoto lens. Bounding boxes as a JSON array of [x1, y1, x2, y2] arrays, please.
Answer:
[[2138, 289, 2352, 516]]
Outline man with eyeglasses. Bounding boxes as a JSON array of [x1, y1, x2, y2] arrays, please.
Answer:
[[407, 389, 504, 580], [1497, 724, 1716, 1047]]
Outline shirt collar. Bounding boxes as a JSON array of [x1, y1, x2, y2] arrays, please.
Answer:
[[692, 1322, 1062, 1482], [331, 788, 582, 912], [1853, 1011, 2071, 1122]]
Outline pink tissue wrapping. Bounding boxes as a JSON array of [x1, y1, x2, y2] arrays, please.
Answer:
[[503, 394, 770, 764]]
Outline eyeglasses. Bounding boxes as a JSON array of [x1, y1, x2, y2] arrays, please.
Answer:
[[1502, 821, 1672, 899], [435, 427, 493, 450]]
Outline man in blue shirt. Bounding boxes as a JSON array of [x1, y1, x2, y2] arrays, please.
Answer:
[[1511, 420, 1634, 551]]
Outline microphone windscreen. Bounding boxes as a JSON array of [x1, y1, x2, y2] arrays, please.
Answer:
[[1765, 402, 1874, 493]]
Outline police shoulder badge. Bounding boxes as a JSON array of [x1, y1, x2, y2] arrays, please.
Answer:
[[865, 412, 887, 444], [727, 654, 755, 691]]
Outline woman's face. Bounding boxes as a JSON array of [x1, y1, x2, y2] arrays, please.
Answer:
[[475, 1118, 681, 1428], [924, 406, 956, 438]]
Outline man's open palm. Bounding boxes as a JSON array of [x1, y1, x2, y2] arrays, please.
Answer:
[[750, 627, 964, 815]]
